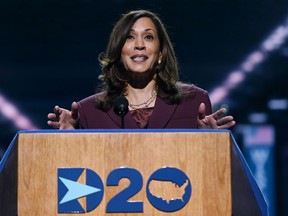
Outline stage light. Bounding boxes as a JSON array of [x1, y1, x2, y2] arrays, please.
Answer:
[[225, 70, 245, 86], [268, 99, 288, 110], [240, 51, 266, 73], [248, 113, 268, 124]]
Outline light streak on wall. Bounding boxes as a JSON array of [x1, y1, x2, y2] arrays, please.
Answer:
[[0, 93, 38, 129], [210, 16, 288, 105]]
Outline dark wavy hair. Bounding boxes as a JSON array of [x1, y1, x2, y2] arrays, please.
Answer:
[[96, 9, 183, 110]]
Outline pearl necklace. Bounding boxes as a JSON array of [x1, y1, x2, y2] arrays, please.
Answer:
[[128, 90, 157, 110]]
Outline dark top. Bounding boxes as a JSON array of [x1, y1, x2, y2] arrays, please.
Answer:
[[77, 84, 212, 129]]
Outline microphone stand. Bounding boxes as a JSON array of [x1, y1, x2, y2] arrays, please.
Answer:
[[113, 96, 129, 129], [119, 105, 125, 129]]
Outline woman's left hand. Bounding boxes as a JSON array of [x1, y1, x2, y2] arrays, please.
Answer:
[[197, 103, 236, 129]]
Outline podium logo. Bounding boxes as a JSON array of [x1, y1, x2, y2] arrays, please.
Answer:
[[58, 168, 104, 213], [57, 167, 191, 213], [146, 167, 192, 212]]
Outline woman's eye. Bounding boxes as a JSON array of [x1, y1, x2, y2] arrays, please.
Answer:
[[145, 35, 154, 40], [127, 35, 134, 40]]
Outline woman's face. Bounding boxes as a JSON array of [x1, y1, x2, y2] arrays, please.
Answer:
[[121, 17, 161, 74]]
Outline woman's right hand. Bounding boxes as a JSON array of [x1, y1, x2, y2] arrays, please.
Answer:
[[47, 102, 79, 129]]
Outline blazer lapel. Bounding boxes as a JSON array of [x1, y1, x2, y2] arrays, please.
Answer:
[[148, 97, 177, 128]]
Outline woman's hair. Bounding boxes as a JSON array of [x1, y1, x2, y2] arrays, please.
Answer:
[[97, 9, 182, 110]]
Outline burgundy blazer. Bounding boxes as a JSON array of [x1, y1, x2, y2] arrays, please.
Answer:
[[77, 84, 212, 129]]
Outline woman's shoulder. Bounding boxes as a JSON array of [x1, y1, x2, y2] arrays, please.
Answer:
[[175, 82, 211, 111], [78, 91, 106, 105], [176, 82, 208, 94]]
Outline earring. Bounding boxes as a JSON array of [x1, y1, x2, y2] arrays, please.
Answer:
[[158, 59, 161, 64]]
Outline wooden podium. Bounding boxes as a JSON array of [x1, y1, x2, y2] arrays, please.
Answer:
[[0, 129, 267, 215]]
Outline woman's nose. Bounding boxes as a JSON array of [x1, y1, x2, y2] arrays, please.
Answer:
[[134, 38, 145, 50]]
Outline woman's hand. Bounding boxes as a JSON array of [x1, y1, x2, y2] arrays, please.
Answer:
[[197, 103, 236, 129], [47, 102, 79, 129]]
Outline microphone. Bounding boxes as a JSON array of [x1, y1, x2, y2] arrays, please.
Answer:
[[113, 96, 129, 128]]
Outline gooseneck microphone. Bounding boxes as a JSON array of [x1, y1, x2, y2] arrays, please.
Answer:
[[113, 96, 129, 129]]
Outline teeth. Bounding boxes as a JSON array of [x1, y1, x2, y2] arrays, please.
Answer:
[[131, 55, 148, 61], [133, 56, 146, 60]]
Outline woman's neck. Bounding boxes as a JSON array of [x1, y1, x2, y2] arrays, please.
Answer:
[[125, 81, 158, 110]]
